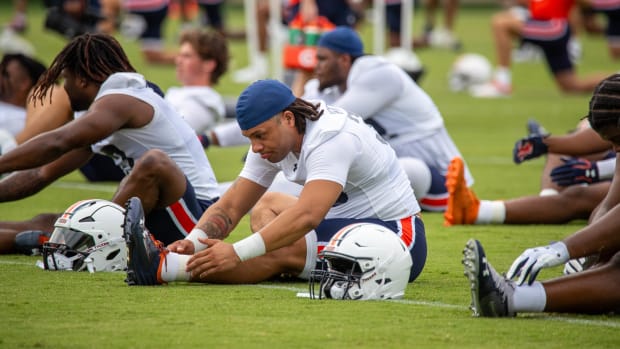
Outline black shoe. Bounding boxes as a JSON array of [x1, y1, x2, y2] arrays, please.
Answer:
[[123, 197, 166, 286], [462, 239, 516, 317], [14, 230, 51, 256]]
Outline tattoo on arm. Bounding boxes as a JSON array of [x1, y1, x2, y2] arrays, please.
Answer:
[[197, 207, 233, 240]]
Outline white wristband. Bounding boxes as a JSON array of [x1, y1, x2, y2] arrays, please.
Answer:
[[185, 228, 209, 252], [597, 158, 616, 180], [232, 233, 266, 261]]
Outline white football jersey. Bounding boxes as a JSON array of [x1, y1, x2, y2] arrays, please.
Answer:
[[304, 55, 473, 186], [81, 72, 220, 201], [240, 102, 419, 220], [165, 85, 226, 135]]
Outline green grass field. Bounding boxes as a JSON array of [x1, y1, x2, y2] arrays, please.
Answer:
[[1, 1, 619, 348]]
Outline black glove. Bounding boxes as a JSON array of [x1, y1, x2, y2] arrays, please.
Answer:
[[550, 158, 599, 186], [513, 135, 548, 164]]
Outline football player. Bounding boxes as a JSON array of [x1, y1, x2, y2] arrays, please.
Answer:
[[471, 0, 610, 98], [462, 75, 620, 316], [0, 33, 220, 254], [122, 79, 428, 289]]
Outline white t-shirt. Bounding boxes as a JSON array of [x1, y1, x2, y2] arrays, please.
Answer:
[[81, 72, 220, 201], [0, 101, 26, 136], [303, 55, 474, 185], [240, 102, 419, 220], [165, 86, 226, 135]]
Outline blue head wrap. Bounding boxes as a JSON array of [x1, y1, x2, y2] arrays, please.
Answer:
[[317, 26, 364, 57], [235, 79, 296, 131]]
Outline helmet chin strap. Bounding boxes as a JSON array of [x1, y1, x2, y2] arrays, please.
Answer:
[[45, 252, 82, 271], [329, 281, 363, 300], [84, 257, 95, 273]]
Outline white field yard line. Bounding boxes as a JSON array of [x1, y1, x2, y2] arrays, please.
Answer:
[[1, 263, 618, 329], [51, 182, 117, 193], [254, 284, 620, 329]]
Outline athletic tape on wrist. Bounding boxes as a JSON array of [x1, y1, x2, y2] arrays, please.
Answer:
[[233, 233, 266, 261], [186, 228, 209, 252]]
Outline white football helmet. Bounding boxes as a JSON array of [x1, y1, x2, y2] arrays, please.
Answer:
[[309, 223, 412, 300], [42, 199, 127, 272], [383, 47, 425, 82], [448, 53, 492, 92]]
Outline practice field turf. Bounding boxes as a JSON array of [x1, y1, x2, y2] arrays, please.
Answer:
[[1, 1, 619, 348]]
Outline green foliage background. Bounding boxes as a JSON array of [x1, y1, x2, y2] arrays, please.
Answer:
[[0, 1, 618, 348]]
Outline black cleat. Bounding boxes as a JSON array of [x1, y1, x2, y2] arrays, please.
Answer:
[[123, 197, 166, 286], [462, 239, 516, 317], [14, 230, 51, 256]]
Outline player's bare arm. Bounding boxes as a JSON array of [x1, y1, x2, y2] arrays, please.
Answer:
[[194, 177, 268, 240], [0, 147, 93, 202], [259, 179, 342, 251], [0, 93, 145, 175]]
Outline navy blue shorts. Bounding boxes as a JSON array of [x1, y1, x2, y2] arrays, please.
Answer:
[[287, 0, 358, 27], [146, 178, 217, 245], [419, 165, 448, 212], [198, 2, 224, 29], [130, 6, 168, 40], [386, 4, 402, 33], [521, 18, 572, 74], [314, 215, 427, 282], [79, 154, 125, 182]]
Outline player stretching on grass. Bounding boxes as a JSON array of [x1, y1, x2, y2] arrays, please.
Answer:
[[462, 73, 620, 316], [0, 33, 220, 254], [123, 79, 427, 288]]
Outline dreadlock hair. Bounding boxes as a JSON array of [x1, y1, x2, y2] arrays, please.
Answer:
[[179, 28, 229, 85], [588, 74, 620, 133], [286, 98, 324, 134], [30, 33, 136, 105]]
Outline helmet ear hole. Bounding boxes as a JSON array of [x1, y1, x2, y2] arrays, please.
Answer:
[[106, 249, 121, 261]]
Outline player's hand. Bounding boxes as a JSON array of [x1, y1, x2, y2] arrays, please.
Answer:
[[186, 238, 240, 279], [513, 135, 548, 164], [550, 158, 600, 186], [167, 239, 195, 255], [506, 241, 569, 285]]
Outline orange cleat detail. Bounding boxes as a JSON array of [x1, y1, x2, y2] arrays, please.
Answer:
[[444, 157, 480, 226]]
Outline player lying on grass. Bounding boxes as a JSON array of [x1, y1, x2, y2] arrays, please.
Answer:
[[443, 117, 616, 227]]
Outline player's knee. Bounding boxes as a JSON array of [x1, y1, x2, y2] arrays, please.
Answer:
[[491, 12, 510, 30], [398, 157, 432, 200], [249, 192, 281, 231], [132, 149, 173, 174]]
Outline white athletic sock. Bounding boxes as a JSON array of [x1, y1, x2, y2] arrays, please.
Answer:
[[160, 253, 192, 282], [494, 67, 512, 86], [512, 281, 546, 312], [475, 200, 506, 224], [539, 188, 559, 197]]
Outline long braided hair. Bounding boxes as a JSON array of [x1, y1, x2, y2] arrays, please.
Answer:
[[588, 74, 620, 132], [286, 98, 324, 134], [30, 33, 136, 105]]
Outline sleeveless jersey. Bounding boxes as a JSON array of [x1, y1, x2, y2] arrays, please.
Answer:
[[82, 72, 220, 201]]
